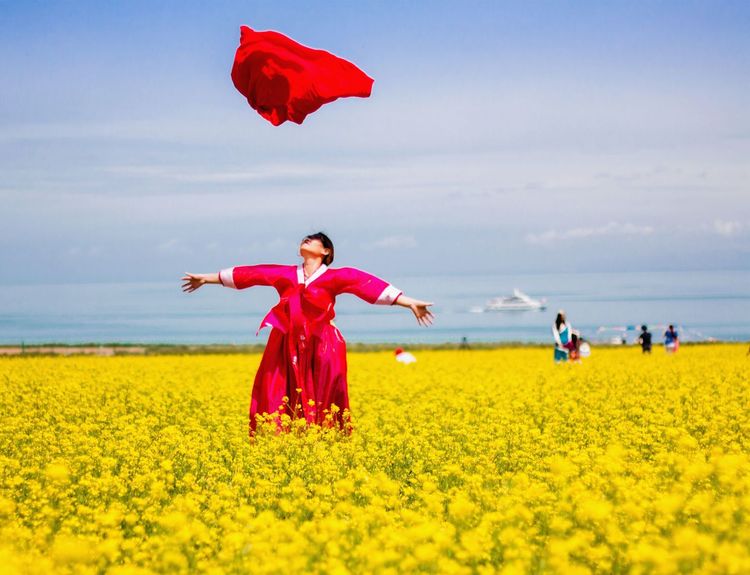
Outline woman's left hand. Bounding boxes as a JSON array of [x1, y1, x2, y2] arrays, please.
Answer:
[[393, 294, 434, 326], [409, 300, 434, 327]]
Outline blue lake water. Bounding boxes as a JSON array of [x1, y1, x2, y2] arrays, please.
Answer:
[[1, 270, 748, 345]]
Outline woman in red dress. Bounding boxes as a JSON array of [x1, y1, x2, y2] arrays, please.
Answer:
[[182, 233, 433, 435]]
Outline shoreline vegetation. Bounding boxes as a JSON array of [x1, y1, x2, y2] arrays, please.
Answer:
[[0, 340, 740, 356]]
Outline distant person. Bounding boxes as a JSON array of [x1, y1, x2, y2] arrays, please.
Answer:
[[579, 338, 591, 359], [552, 310, 576, 362], [568, 331, 581, 363], [638, 325, 652, 354], [460, 336, 470, 350], [664, 324, 679, 353], [394, 348, 417, 364]]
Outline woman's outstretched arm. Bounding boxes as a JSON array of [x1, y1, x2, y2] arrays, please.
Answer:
[[183, 265, 289, 293], [181, 273, 220, 292], [334, 267, 434, 327]]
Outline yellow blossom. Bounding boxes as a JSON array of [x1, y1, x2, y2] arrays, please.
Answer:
[[0, 345, 748, 573]]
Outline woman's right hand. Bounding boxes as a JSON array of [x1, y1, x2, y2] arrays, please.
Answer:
[[181, 273, 207, 293]]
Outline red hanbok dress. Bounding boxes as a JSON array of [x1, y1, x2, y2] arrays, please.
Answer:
[[218, 264, 402, 435]]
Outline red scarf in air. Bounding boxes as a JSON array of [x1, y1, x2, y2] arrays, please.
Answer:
[[231, 26, 374, 126]]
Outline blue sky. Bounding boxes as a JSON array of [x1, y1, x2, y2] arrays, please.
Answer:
[[1, 0, 749, 283]]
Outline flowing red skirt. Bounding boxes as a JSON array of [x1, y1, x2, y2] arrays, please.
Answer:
[[249, 324, 351, 435]]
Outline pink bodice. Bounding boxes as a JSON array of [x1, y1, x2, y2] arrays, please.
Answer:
[[218, 264, 402, 337]]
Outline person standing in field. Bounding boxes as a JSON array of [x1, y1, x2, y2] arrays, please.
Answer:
[[638, 325, 652, 354], [664, 324, 679, 353], [552, 310, 576, 363], [181, 232, 434, 435]]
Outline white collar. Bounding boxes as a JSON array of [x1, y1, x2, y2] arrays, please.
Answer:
[[297, 263, 328, 286]]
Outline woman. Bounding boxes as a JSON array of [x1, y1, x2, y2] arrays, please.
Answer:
[[552, 310, 576, 363], [664, 324, 679, 353], [181, 232, 434, 435]]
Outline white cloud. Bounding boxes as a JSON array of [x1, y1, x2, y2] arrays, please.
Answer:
[[240, 238, 296, 252], [712, 219, 743, 237], [103, 163, 359, 184], [365, 235, 418, 250], [156, 238, 191, 255], [525, 222, 654, 245], [64, 245, 105, 257]]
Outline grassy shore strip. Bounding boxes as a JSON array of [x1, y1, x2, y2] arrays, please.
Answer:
[[0, 340, 741, 356]]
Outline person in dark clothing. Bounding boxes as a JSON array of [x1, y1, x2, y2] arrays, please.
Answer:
[[638, 325, 652, 354]]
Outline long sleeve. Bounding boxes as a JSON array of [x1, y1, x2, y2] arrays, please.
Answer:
[[334, 267, 402, 305], [218, 264, 289, 290], [552, 325, 562, 347]]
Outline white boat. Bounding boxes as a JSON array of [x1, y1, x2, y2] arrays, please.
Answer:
[[484, 289, 547, 312]]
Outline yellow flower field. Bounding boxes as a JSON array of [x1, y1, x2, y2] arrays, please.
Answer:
[[1, 345, 749, 574]]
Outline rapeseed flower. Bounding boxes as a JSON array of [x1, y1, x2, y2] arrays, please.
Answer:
[[1, 345, 749, 573]]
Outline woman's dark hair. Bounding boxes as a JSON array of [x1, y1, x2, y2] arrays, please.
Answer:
[[555, 312, 565, 331], [304, 232, 334, 265]]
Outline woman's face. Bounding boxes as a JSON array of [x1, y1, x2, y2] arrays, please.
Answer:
[[299, 237, 329, 260]]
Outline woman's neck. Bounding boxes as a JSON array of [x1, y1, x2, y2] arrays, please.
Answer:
[[302, 257, 323, 278]]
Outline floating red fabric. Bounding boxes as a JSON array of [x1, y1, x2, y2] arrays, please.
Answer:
[[231, 26, 374, 126]]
